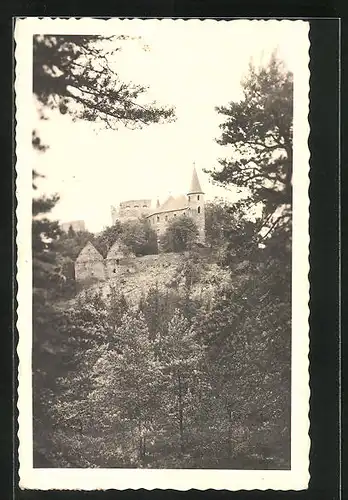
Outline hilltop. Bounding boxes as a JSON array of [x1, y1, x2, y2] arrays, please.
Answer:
[[74, 250, 234, 308]]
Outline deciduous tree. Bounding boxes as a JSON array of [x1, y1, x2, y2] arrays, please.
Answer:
[[156, 310, 205, 456], [89, 311, 162, 465], [94, 221, 123, 257], [161, 215, 199, 253], [120, 217, 158, 256]]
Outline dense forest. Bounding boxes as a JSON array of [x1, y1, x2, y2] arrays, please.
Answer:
[[32, 36, 292, 469]]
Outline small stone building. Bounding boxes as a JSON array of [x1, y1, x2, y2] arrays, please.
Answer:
[[75, 241, 105, 285], [106, 241, 136, 279]]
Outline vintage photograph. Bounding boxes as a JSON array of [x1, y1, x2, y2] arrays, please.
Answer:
[[16, 18, 310, 490]]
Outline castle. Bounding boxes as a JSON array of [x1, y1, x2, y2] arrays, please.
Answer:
[[75, 165, 205, 285], [111, 165, 205, 243]]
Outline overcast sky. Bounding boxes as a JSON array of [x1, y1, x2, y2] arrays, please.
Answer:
[[34, 19, 308, 232]]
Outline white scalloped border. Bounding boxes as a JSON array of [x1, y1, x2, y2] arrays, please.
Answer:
[[15, 17, 310, 491]]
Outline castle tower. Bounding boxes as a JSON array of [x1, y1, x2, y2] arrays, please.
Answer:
[[75, 241, 105, 285], [187, 163, 205, 243]]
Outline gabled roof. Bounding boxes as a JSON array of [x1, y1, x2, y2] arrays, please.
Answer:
[[76, 242, 104, 262], [106, 241, 126, 260], [148, 194, 188, 216], [188, 166, 203, 194]]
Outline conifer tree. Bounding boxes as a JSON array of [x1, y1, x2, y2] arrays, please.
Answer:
[[199, 271, 291, 466], [31, 32, 176, 464], [200, 55, 292, 467], [32, 133, 66, 464], [209, 53, 293, 218], [34, 35, 175, 129]]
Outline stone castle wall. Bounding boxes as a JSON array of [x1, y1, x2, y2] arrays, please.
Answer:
[[105, 256, 137, 280], [146, 194, 205, 243], [147, 208, 187, 238], [75, 253, 138, 285], [111, 199, 152, 224], [75, 260, 106, 284]]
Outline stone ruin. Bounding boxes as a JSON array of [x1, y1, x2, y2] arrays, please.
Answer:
[[74, 241, 136, 286]]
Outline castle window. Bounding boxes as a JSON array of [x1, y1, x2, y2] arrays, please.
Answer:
[[143, 204, 147, 208], [165, 215, 168, 221], [198, 206, 201, 214], [134, 205, 139, 208], [197, 195, 200, 200], [174, 213, 177, 217], [157, 216, 160, 222], [116, 258, 120, 265], [188, 196, 190, 201]]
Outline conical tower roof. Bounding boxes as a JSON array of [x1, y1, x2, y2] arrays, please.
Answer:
[[76, 241, 104, 262], [188, 165, 203, 194]]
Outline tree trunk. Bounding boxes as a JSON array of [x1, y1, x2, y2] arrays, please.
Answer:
[[143, 436, 146, 459], [138, 435, 143, 461], [284, 143, 293, 204], [178, 373, 184, 455], [227, 408, 232, 459], [138, 421, 144, 462]]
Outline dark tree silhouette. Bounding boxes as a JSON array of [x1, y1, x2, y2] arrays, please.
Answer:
[[208, 54, 293, 218], [33, 35, 176, 129]]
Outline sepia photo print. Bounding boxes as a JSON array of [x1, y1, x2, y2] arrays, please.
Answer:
[[15, 18, 310, 490]]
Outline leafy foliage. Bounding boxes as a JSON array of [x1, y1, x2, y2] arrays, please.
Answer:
[[53, 228, 96, 260], [119, 217, 158, 256], [156, 310, 205, 455], [93, 221, 123, 257], [31, 31, 177, 467], [161, 214, 199, 253], [32, 51, 292, 470], [37, 227, 290, 469]]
